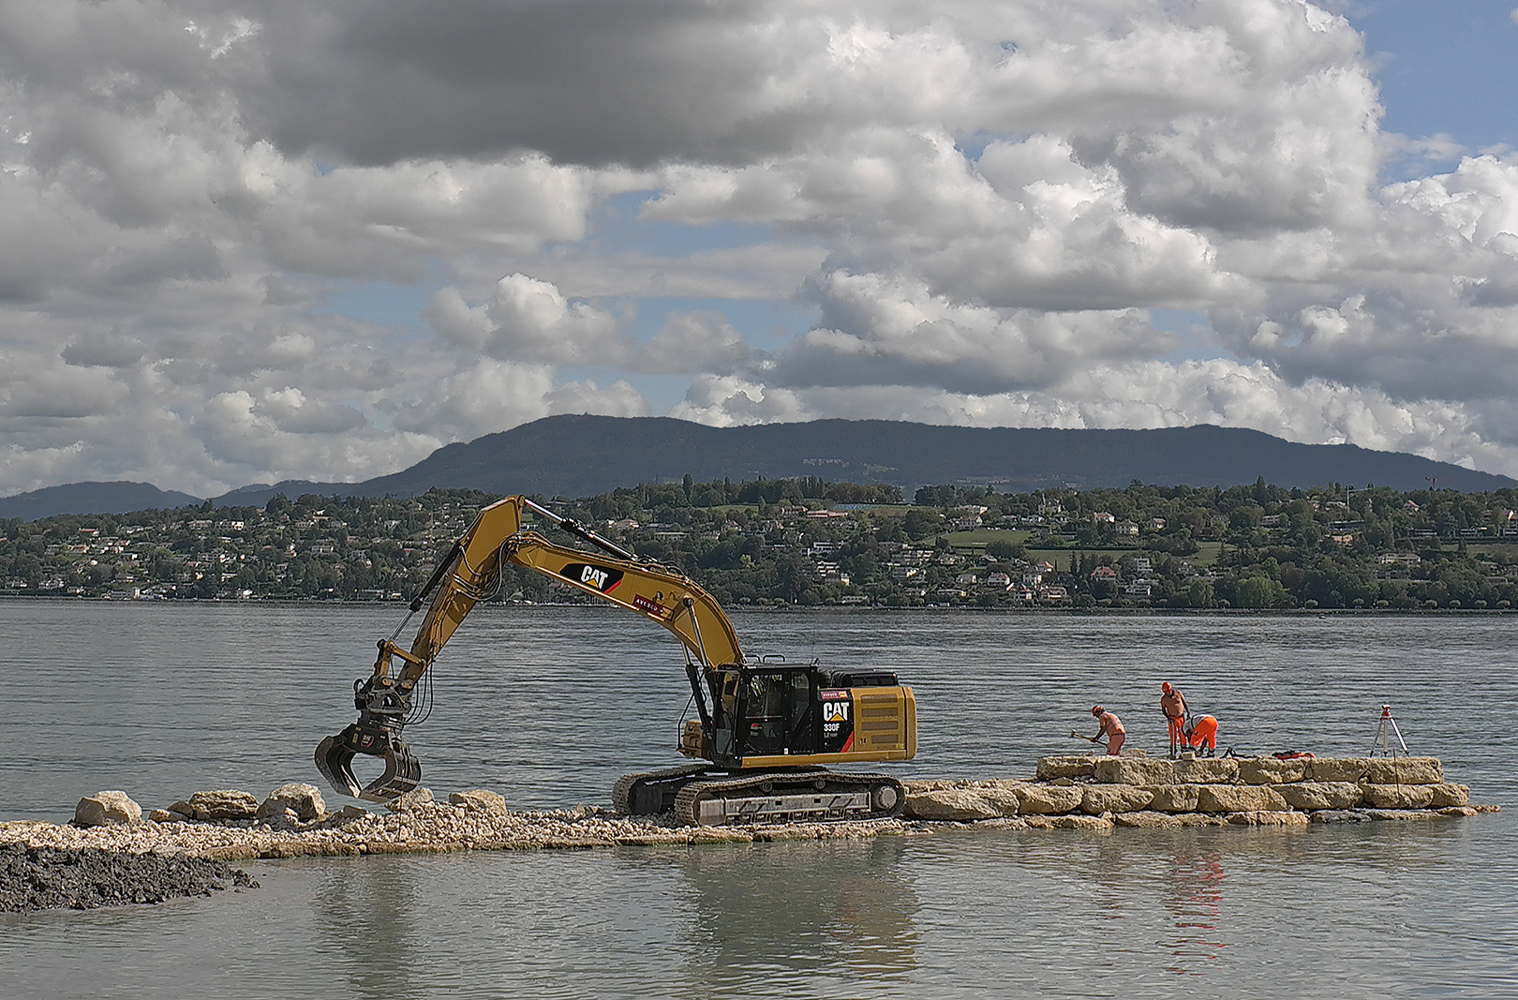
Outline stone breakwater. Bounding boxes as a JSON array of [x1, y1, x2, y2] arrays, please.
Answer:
[[902, 754, 1497, 829], [3, 786, 905, 864], [0, 757, 1495, 912]]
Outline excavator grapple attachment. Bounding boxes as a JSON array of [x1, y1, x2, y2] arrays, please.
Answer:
[[315, 723, 421, 803]]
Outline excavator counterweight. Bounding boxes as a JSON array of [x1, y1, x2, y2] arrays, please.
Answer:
[[314, 495, 916, 824]]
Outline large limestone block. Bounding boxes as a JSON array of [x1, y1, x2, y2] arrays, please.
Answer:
[[904, 788, 1001, 821], [1016, 784, 1085, 815], [449, 789, 509, 814], [1275, 782, 1363, 811], [74, 790, 142, 827], [1227, 810, 1311, 828], [1081, 785, 1155, 815], [1237, 758, 1310, 784], [188, 789, 259, 821], [1365, 758, 1442, 786], [904, 780, 962, 793], [1428, 783, 1470, 808], [1309, 810, 1372, 824], [1195, 785, 1288, 813], [1303, 758, 1370, 783], [979, 787, 1024, 817], [1366, 808, 1442, 822], [1171, 758, 1239, 784], [990, 779, 1034, 793], [1094, 758, 1174, 786], [1362, 783, 1435, 809], [1114, 811, 1183, 829], [1024, 813, 1113, 830], [1036, 756, 1097, 781], [257, 783, 326, 822], [1143, 785, 1200, 813]]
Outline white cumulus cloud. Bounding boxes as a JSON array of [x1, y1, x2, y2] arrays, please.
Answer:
[[2, 0, 1518, 494]]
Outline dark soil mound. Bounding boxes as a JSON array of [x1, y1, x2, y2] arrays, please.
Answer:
[[0, 844, 257, 912]]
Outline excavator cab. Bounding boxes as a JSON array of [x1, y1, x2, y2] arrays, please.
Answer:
[[740, 669, 813, 755], [705, 665, 816, 763], [694, 662, 911, 767]]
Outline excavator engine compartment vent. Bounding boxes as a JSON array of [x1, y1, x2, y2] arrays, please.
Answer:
[[829, 670, 900, 687]]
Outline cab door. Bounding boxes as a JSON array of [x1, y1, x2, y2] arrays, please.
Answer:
[[709, 668, 742, 766]]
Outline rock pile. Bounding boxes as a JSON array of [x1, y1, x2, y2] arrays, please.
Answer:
[[902, 754, 1489, 829], [4, 785, 898, 872], [0, 844, 256, 913]]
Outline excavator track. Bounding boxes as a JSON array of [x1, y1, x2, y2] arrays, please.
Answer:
[[613, 763, 714, 815], [673, 771, 905, 827]]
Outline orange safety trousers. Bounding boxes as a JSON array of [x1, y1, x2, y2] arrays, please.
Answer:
[[1188, 716, 1218, 749], [1167, 715, 1186, 746]]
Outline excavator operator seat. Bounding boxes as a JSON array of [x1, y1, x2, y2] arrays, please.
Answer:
[[741, 670, 814, 756]]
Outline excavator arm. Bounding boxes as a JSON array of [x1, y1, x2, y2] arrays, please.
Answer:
[[316, 495, 743, 801]]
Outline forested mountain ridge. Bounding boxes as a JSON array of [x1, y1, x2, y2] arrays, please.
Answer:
[[3, 416, 1511, 519]]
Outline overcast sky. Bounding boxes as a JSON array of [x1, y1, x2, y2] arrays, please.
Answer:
[[3, 0, 1518, 497]]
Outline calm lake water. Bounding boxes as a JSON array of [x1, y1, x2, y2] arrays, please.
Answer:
[[2, 602, 1515, 999]]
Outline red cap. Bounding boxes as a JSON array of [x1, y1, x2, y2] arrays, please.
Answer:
[[1091, 705, 1103, 716]]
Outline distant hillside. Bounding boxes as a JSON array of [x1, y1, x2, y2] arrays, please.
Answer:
[[5, 417, 1514, 520], [0, 481, 202, 521], [214, 479, 333, 507], [223, 416, 1518, 504]]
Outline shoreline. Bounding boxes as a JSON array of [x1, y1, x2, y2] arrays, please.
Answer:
[[2, 756, 1499, 914], [3, 594, 1516, 616], [2, 754, 1498, 863]]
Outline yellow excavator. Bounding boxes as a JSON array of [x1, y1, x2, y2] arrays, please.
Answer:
[[315, 495, 916, 826]]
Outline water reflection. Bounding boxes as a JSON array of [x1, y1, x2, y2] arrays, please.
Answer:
[[673, 837, 921, 997], [1161, 849, 1227, 974], [308, 857, 427, 1000]]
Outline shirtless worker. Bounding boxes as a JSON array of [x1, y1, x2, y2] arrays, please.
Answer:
[[1089, 705, 1126, 756], [1161, 681, 1189, 758]]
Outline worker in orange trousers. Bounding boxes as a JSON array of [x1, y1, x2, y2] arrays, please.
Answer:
[[1089, 705, 1126, 756], [1161, 681, 1189, 758], [1184, 715, 1219, 756]]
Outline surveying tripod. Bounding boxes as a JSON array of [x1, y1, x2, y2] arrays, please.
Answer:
[[1368, 704, 1410, 757]]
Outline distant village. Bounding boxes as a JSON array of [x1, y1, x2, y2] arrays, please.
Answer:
[[3, 476, 1518, 610]]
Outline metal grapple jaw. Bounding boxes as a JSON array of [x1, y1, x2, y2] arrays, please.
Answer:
[[315, 677, 422, 803]]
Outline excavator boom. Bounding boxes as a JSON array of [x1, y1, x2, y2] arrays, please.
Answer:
[[390, 495, 742, 682]]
